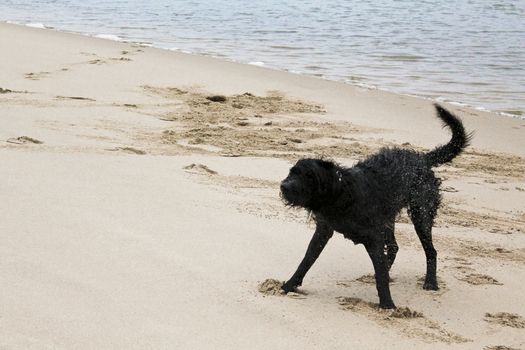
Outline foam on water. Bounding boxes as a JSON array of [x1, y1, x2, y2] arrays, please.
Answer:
[[94, 33, 123, 42], [25, 22, 48, 29]]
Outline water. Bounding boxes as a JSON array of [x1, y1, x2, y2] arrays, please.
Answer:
[[1, 0, 524, 117]]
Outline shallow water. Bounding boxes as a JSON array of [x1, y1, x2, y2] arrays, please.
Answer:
[[1, 0, 524, 116]]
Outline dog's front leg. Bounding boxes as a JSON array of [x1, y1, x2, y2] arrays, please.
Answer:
[[364, 240, 396, 309], [282, 222, 334, 293]]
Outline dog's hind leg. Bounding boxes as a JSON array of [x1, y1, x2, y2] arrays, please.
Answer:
[[409, 205, 439, 290], [282, 222, 334, 293], [384, 221, 398, 271], [364, 238, 396, 309]]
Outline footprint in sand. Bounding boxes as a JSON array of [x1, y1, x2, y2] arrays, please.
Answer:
[[25, 71, 51, 80], [56, 95, 96, 102], [88, 59, 105, 65], [337, 296, 470, 344], [454, 272, 503, 286], [0, 87, 28, 94], [106, 147, 146, 155], [6, 136, 43, 145], [338, 274, 447, 293], [110, 57, 132, 62], [1, 87, 15, 93], [484, 346, 522, 350], [87, 57, 132, 65], [484, 312, 525, 328], [183, 163, 218, 175], [336, 274, 394, 286]]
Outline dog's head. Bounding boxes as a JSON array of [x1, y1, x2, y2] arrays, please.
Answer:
[[280, 158, 343, 211]]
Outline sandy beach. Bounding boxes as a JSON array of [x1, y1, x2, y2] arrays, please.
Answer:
[[1, 22, 524, 349]]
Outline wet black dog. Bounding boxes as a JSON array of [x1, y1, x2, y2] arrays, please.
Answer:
[[279, 104, 471, 309]]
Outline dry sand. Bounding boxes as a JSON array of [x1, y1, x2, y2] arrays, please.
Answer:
[[1, 22, 524, 349]]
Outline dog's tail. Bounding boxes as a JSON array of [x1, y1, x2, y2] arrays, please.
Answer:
[[425, 104, 472, 167]]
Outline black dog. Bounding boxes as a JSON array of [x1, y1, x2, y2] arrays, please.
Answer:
[[279, 104, 470, 309]]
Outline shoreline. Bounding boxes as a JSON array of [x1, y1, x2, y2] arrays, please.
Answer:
[[2, 20, 523, 120], [1, 22, 524, 157]]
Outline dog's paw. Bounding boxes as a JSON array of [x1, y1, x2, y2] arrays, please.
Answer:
[[281, 281, 299, 293], [379, 301, 396, 309], [423, 281, 439, 291]]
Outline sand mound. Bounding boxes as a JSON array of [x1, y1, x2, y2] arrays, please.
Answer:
[[390, 307, 424, 319], [258, 279, 285, 296], [485, 312, 525, 328]]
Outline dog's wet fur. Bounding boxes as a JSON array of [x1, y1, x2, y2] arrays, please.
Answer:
[[279, 104, 471, 309]]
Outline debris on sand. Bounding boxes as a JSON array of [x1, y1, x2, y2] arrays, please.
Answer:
[[484, 312, 525, 328], [206, 95, 227, 102], [390, 307, 424, 319], [258, 279, 285, 296], [6, 136, 43, 144]]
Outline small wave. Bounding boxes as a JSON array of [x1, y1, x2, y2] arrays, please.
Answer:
[[248, 61, 265, 66], [348, 81, 377, 90], [26, 22, 50, 29], [133, 41, 153, 47], [94, 34, 123, 42]]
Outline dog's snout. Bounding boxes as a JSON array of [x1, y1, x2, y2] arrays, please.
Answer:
[[280, 181, 290, 193]]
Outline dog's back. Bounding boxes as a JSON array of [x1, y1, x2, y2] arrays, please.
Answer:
[[348, 104, 470, 220], [349, 148, 437, 220]]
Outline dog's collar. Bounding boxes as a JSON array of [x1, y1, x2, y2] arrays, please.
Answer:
[[336, 170, 342, 182]]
